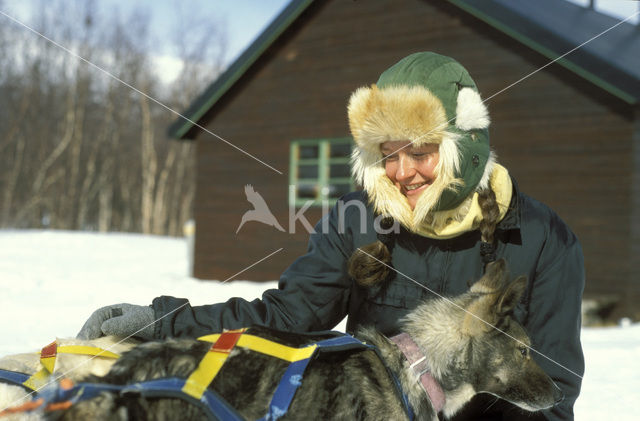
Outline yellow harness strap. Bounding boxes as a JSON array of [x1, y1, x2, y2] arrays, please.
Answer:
[[182, 330, 318, 400], [57, 345, 121, 360], [182, 329, 247, 399], [22, 340, 120, 391], [198, 333, 317, 362], [22, 369, 50, 391]]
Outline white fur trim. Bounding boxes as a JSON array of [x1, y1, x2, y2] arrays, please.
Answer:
[[455, 88, 489, 131], [476, 151, 497, 191]]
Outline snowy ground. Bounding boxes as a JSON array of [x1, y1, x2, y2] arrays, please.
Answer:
[[0, 230, 637, 420]]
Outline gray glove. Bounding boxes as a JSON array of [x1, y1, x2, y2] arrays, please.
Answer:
[[76, 303, 156, 340]]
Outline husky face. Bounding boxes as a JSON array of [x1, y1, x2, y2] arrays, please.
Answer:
[[461, 260, 563, 412], [470, 318, 563, 411], [403, 259, 563, 417]]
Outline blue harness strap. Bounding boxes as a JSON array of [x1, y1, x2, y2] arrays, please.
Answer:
[[121, 378, 243, 421], [391, 367, 414, 421], [0, 369, 31, 387], [17, 377, 243, 421], [260, 334, 414, 421], [0, 368, 35, 393], [260, 358, 310, 421], [38, 380, 124, 404]]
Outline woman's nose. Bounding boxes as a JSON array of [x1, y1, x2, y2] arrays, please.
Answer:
[[396, 154, 415, 180]]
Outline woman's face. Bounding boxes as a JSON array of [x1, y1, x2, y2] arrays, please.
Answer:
[[381, 140, 440, 210]]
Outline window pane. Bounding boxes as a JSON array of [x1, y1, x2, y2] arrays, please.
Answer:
[[329, 143, 351, 158], [330, 163, 351, 178], [298, 164, 318, 179], [299, 145, 319, 159], [297, 184, 317, 199], [327, 183, 352, 198]]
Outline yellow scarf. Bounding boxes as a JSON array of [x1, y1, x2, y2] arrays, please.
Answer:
[[408, 164, 512, 239]]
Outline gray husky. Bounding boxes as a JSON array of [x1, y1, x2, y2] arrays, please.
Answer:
[[49, 259, 561, 420]]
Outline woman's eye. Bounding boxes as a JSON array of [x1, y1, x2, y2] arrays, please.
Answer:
[[411, 152, 433, 160], [382, 154, 398, 162]]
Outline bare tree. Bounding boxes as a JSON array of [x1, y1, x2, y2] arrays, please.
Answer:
[[139, 85, 157, 234], [0, 79, 32, 226], [0, 1, 226, 235]]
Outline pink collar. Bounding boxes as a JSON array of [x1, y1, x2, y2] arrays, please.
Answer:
[[390, 333, 446, 413]]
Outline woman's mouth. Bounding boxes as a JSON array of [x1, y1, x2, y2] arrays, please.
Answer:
[[401, 182, 429, 196]]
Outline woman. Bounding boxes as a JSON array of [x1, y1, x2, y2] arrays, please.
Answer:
[[78, 52, 584, 420]]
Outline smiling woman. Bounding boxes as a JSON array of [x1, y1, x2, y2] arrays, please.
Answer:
[[381, 141, 440, 210]]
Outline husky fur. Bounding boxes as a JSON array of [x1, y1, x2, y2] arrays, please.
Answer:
[[9, 260, 561, 420], [0, 336, 139, 420]]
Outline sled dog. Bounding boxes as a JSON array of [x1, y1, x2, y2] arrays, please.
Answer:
[[4, 259, 562, 420]]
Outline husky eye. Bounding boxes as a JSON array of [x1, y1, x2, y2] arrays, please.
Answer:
[[518, 346, 528, 357]]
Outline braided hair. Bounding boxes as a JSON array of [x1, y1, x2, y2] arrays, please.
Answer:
[[477, 186, 500, 265]]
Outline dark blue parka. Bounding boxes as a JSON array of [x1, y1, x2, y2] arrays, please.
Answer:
[[152, 180, 585, 421]]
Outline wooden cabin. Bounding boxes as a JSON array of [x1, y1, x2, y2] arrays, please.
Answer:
[[169, 0, 640, 320]]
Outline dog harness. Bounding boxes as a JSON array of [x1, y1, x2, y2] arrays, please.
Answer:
[[190, 329, 413, 420], [0, 340, 120, 393], [0, 332, 415, 421]]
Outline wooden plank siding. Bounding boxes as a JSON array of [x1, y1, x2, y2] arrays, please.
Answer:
[[190, 0, 637, 316]]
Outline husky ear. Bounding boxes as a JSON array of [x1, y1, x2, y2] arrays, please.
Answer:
[[496, 276, 527, 315], [463, 259, 506, 335], [470, 258, 508, 293]]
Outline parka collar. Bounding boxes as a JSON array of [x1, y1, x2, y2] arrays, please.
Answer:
[[495, 175, 521, 231]]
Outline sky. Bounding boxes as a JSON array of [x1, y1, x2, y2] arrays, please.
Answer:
[[2, 0, 636, 86], [0, 0, 291, 84], [567, 0, 640, 22], [2, 0, 291, 59], [0, 230, 638, 419], [102, 0, 292, 63]]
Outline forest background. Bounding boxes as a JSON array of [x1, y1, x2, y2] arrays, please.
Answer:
[[0, 0, 247, 236]]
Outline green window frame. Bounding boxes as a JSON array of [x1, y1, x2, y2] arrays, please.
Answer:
[[289, 138, 355, 207]]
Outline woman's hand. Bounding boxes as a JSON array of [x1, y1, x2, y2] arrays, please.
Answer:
[[76, 303, 155, 340]]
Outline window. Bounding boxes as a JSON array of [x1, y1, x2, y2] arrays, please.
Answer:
[[289, 138, 355, 207]]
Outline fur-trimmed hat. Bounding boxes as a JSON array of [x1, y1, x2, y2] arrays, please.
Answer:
[[349, 52, 498, 236]]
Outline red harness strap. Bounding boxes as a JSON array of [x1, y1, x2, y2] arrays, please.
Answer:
[[211, 330, 244, 353], [40, 341, 58, 372], [181, 328, 247, 399]]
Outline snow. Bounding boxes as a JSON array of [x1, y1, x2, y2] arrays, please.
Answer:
[[0, 229, 638, 420]]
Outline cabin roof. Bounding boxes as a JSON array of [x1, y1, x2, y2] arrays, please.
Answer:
[[168, 0, 640, 139]]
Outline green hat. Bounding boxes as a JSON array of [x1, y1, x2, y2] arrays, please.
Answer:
[[348, 52, 494, 235]]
